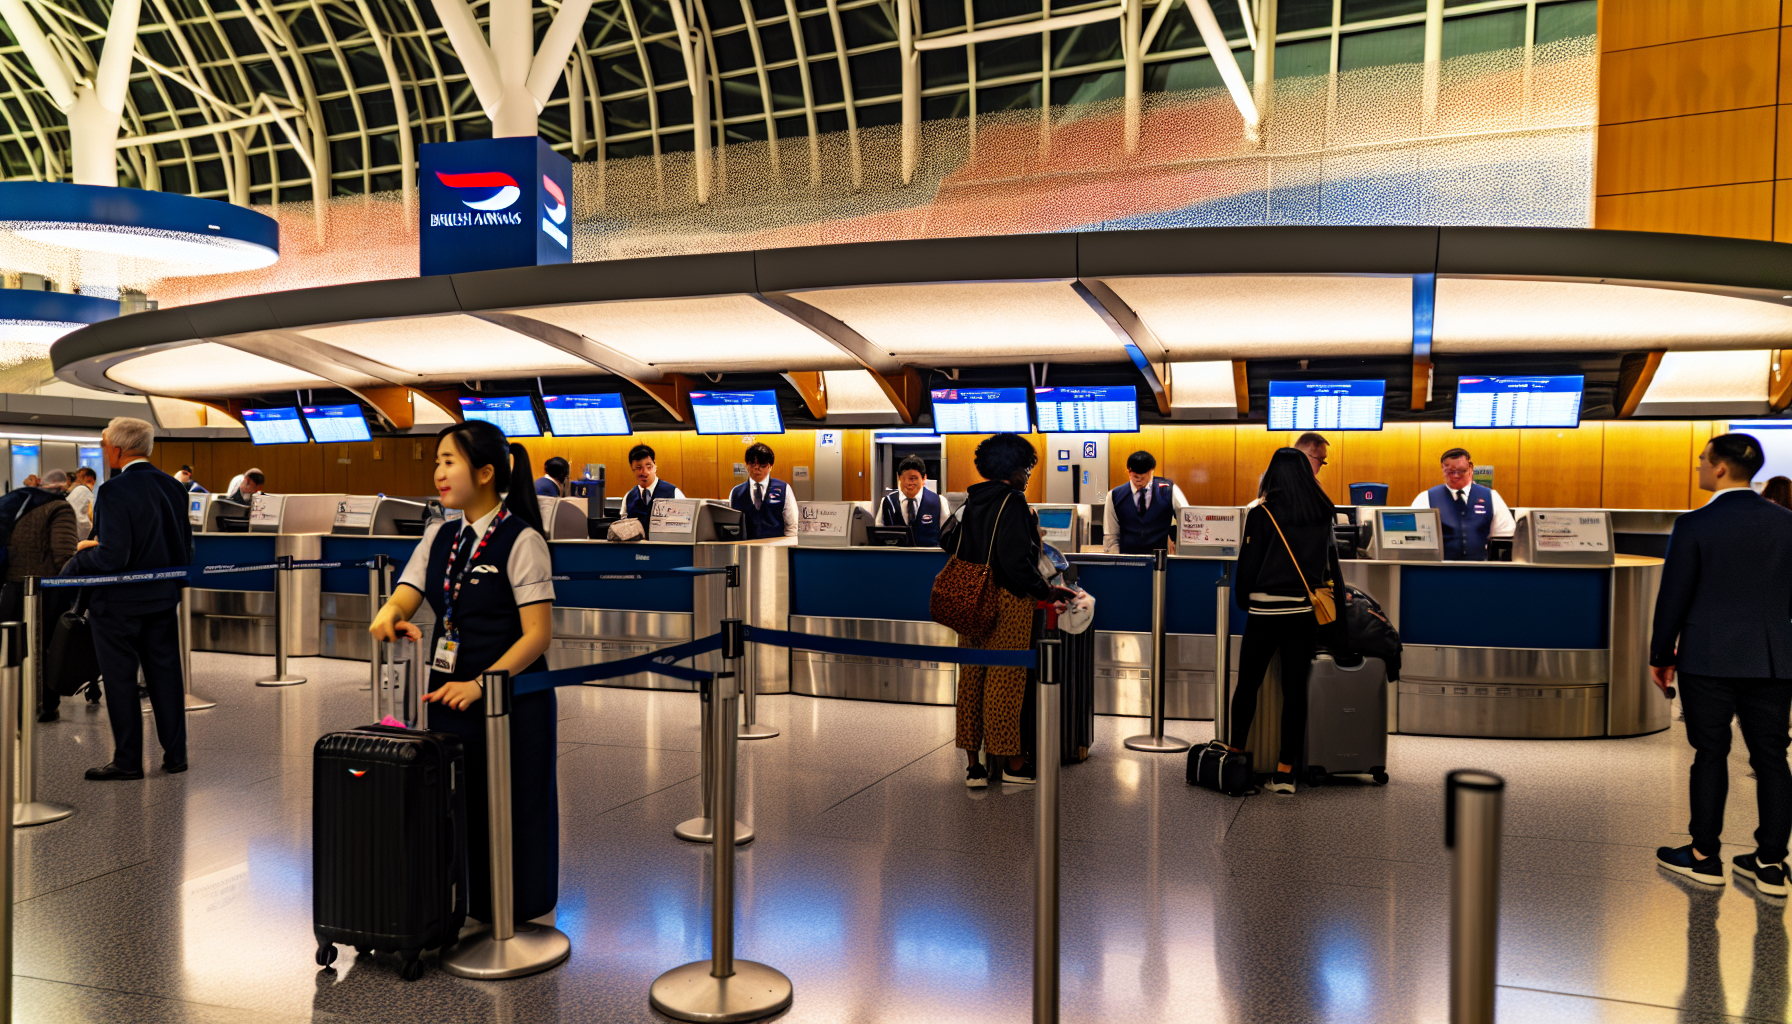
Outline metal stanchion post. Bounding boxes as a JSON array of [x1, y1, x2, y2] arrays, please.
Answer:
[[15, 580, 71, 827], [676, 630, 754, 845], [256, 556, 305, 686], [652, 618, 792, 1022], [1125, 549, 1189, 753], [1447, 770, 1506, 1024], [363, 554, 387, 694], [1213, 570, 1231, 744], [0, 621, 20, 1020], [1034, 636, 1061, 1024], [180, 586, 214, 711], [439, 670, 572, 979], [733, 564, 776, 741]]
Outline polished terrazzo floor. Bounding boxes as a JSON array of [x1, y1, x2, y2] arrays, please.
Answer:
[[7, 652, 1786, 1022]]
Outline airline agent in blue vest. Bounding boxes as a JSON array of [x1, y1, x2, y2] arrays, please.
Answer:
[[1410, 447, 1515, 561], [729, 442, 797, 538], [1103, 451, 1190, 554], [624, 443, 685, 522], [876, 455, 950, 547], [370, 421, 560, 925]]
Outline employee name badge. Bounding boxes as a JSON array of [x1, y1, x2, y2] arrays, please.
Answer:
[[433, 637, 460, 673]]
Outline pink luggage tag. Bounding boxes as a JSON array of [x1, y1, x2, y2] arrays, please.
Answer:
[[378, 715, 408, 729]]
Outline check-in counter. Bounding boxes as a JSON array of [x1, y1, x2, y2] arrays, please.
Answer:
[[787, 545, 957, 703], [1067, 554, 1241, 720], [317, 496, 430, 659], [188, 494, 342, 656]]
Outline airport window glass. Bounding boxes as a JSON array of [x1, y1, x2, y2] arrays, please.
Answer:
[[1338, 24, 1425, 71], [1275, 38, 1333, 79], [1277, 0, 1335, 33], [1341, 0, 1425, 23], [1442, 9, 1526, 59], [1535, 0, 1598, 45]]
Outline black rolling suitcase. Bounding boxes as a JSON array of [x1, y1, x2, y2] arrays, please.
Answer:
[[1057, 626, 1096, 763], [313, 727, 467, 980], [1304, 653, 1389, 787]]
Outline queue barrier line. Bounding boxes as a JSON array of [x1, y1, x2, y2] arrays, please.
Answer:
[[39, 561, 729, 589], [744, 625, 1038, 669], [513, 635, 723, 696]]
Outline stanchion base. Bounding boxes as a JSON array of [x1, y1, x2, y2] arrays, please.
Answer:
[[1123, 733, 1192, 754], [674, 816, 754, 845], [737, 723, 779, 740], [438, 922, 571, 979], [15, 800, 74, 827], [255, 675, 307, 687], [184, 693, 216, 711], [650, 959, 793, 1023]]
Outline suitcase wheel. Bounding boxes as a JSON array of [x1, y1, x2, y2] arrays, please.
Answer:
[[399, 951, 425, 982], [1372, 770, 1389, 786], [354, 945, 371, 957], [315, 942, 337, 968], [1306, 767, 1328, 788]]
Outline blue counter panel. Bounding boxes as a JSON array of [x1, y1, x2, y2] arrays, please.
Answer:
[[320, 537, 421, 594], [192, 535, 276, 592], [1071, 561, 1154, 633], [1166, 559, 1247, 636], [551, 543, 695, 612], [1400, 565, 1608, 650], [790, 548, 949, 622]]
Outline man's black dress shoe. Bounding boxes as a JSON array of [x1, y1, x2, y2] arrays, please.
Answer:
[[162, 760, 188, 774], [85, 762, 144, 781]]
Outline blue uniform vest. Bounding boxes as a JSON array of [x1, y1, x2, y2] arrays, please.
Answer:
[[880, 488, 943, 547], [1110, 479, 1175, 554], [1429, 483, 1495, 561], [624, 478, 677, 521], [730, 478, 791, 539], [421, 515, 558, 921]]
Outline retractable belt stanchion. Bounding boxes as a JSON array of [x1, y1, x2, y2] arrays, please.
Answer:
[[1124, 549, 1189, 753], [179, 585, 214, 710], [1034, 635, 1062, 1024], [732, 565, 776, 741], [678, 565, 754, 844], [439, 669, 571, 979], [255, 556, 305, 686], [0, 621, 20, 1020], [1213, 569, 1231, 743], [15, 579, 71, 827], [362, 554, 387, 694], [652, 618, 792, 1022], [1447, 770, 1506, 1024]]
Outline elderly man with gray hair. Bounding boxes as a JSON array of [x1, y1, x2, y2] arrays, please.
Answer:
[[65, 417, 194, 780]]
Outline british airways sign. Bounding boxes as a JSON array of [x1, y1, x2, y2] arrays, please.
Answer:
[[419, 137, 572, 276]]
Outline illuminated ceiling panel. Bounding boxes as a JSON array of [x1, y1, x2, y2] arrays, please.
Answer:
[[793, 282, 1121, 365], [105, 342, 336, 396], [820, 369, 901, 422], [1102, 275, 1414, 358], [523, 295, 856, 372], [1635, 350, 1773, 417], [298, 314, 595, 381], [1434, 279, 1792, 352]]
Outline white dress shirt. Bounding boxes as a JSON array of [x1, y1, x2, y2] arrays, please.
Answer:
[[1102, 479, 1190, 553], [876, 488, 952, 527], [1412, 485, 1516, 537], [66, 482, 94, 540], [398, 505, 556, 608]]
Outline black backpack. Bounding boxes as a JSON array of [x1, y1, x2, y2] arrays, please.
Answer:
[[0, 488, 56, 576]]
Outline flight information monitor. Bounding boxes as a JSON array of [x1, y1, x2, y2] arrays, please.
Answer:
[[690, 390, 785, 435], [1454, 375, 1584, 428], [301, 404, 372, 443], [541, 392, 632, 436], [1267, 380, 1385, 431], [458, 395, 542, 437], [1034, 385, 1139, 433], [931, 387, 1031, 434], [241, 407, 309, 445]]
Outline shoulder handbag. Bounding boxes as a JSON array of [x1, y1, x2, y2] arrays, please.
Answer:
[[929, 493, 1012, 637], [1262, 507, 1338, 626], [45, 589, 100, 698]]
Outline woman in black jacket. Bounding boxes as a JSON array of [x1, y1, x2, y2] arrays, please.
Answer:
[[939, 433, 1057, 787], [1229, 447, 1346, 794]]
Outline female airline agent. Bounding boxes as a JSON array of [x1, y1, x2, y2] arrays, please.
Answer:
[[369, 420, 559, 924]]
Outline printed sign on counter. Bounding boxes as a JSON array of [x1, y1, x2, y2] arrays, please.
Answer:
[[650, 498, 696, 535], [188, 496, 206, 527], [1178, 507, 1241, 547], [798, 503, 849, 535], [1532, 511, 1610, 552], [249, 493, 284, 528], [333, 495, 377, 529]]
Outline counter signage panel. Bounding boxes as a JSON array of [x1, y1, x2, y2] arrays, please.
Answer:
[[458, 395, 542, 437], [1532, 511, 1610, 552], [301, 404, 372, 443], [931, 388, 1031, 434], [1034, 385, 1138, 432], [1268, 380, 1385, 431], [690, 390, 784, 435], [541, 392, 631, 436], [334, 495, 376, 529], [1179, 507, 1242, 547], [1454, 375, 1584, 428], [649, 498, 696, 535], [798, 503, 851, 536], [241, 407, 309, 446]]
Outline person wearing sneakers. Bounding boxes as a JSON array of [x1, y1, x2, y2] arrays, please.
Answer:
[[1653, 433, 1792, 894]]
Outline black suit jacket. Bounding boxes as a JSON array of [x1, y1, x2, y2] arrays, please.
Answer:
[[1650, 488, 1792, 678], [66, 461, 194, 613]]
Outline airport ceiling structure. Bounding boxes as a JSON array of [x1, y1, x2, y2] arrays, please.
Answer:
[[0, 0, 1594, 203]]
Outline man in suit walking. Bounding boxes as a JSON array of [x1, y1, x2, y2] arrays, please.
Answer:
[[67, 417, 194, 781], [1653, 433, 1792, 895]]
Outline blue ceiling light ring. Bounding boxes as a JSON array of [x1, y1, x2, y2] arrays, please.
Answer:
[[0, 183, 278, 250], [0, 289, 120, 326]]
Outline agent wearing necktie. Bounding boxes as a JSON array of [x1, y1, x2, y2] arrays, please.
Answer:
[[1103, 451, 1189, 554], [876, 455, 951, 547], [624, 443, 685, 522], [1410, 447, 1515, 560], [728, 442, 796, 539]]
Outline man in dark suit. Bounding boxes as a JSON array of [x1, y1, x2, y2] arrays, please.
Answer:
[[1653, 433, 1792, 895], [67, 417, 194, 781]]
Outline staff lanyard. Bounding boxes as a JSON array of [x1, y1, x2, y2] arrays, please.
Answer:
[[441, 508, 508, 638]]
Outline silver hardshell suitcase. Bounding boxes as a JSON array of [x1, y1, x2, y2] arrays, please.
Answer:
[[1304, 653, 1389, 786]]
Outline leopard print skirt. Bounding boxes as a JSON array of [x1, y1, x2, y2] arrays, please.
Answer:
[[955, 585, 1035, 758]]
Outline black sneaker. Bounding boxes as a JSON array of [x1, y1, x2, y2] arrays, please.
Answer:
[[1657, 844, 1725, 885], [1733, 853, 1789, 896], [1267, 771, 1296, 795], [1001, 760, 1037, 786], [965, 760, 988, 789]]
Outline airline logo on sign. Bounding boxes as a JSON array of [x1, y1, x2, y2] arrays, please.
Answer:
[[430, 170, 524, 226], [419, 137, 573, 275], [541, 175, 568, 248]]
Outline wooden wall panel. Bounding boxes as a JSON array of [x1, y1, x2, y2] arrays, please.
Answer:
[[1601, 0, 1780, 52], [1113, 426, 1164, 489], [1416, 424, 1523, 504], [1331, 424, 1423, 508], [1600, 30, 1780, 124], [1232, 429, 1294, 505], [1163, 426, 1235, 506], [945, 435, 983, 492], [1519, 425, 1606, 508], [841, 429, 869, 500], [1601, 421, 1695, 509], [1690, 421, 1721, 504], [1776, 179, 1792, 243], [1596, 107, 1777, 195], [1594, 183, 1775, 240]]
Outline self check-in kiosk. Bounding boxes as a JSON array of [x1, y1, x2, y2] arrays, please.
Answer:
[[1034, 503, 1090, 552], [1365, 507, 1443, 562]]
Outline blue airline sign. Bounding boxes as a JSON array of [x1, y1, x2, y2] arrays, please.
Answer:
[[418, 137, 572, 276]]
